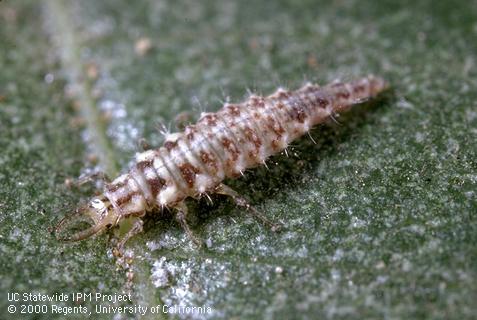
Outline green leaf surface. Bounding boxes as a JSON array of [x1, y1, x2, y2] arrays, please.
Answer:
[[1, 0, 476, 319]]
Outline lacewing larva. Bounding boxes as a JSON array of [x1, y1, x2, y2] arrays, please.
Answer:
[[55, 75, 389, 251]]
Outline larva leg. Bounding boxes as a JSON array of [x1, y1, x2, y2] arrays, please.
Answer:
[[214, 184, 283, 232], [115, 217, 144, 256], [174, 201, 202, 248]]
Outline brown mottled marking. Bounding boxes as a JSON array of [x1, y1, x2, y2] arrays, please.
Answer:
[[136, 160, 153, 171], [243, 126, 262, 148], [330, 83, 351, 99], [221, 137, 239, 160], [164, 140, 178, 151], [200, 151, 218, 171], [271, 139, 280, 150], [185, 126, 196, 140], [116, 191, 139, 207], [266, 115, 285, 138], [353, 85, 365, 93], [148, 177, 166, 196], [288, 103, 307, 123], [316, 97, 329, 108], [276, 90, 291, 99], [250, 96, 265, 108], [202, 114, 217, 126], [248, 150, 258, 160], [179, 163, 199, 188], [337, 90, 350, 99], [106, 181, 126, 193], [225, 104, 241, 116]]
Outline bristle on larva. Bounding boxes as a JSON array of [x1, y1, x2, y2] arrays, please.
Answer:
[[55, 75, 388, 249]]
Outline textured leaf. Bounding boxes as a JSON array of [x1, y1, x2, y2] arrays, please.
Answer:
[[1, 0, 476, 319]]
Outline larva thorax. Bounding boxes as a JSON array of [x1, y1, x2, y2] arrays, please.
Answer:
[[56, 75, 388, 242]]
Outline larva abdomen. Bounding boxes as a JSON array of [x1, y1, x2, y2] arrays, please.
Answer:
[[142, 75, 387, 200], [56, 75, 388, 245]]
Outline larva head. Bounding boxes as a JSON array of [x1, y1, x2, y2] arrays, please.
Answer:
[[55, 195, 118, 242]]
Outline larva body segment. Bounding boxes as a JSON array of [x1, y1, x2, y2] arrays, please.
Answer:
[[56, 75, 388, 245]]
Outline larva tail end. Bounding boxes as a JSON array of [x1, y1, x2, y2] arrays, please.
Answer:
[[367, 75, 390, 96]]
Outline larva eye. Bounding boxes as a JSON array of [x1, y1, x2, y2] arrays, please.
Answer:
[[90, 198, 106, 212]]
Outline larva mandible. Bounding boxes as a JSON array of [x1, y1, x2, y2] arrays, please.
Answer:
[[55, 75, 389, 250]]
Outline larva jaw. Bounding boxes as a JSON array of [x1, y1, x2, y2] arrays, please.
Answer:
[[55, 197, 117, 242]]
